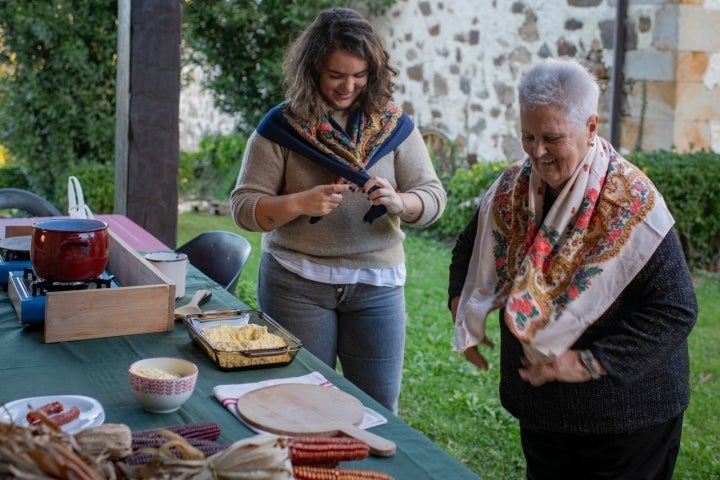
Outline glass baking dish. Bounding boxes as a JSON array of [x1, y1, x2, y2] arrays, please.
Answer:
[[183, 310, 303, 370]]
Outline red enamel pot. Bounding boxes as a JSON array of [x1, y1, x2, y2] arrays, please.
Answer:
[[31, 218, 110, 282]]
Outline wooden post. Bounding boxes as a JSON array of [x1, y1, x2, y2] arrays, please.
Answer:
[[114, 0, 181, 248]]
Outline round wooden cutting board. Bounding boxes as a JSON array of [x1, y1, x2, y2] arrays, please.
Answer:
[[235, 383, 396, 457]]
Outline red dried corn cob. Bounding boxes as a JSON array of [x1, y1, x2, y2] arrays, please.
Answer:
[[289, 436, 370, 466], [165, 422, 222, 441], [293, 465, 394, 480], [132, 422, 222, 445]]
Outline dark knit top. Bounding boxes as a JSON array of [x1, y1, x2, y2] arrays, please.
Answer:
[[448, 207, 698, 434]]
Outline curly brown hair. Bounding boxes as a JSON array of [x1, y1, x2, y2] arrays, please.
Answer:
[[282, 8, 397, 124]]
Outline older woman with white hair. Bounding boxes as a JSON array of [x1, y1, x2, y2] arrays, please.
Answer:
[[448, 57, 697, 479]]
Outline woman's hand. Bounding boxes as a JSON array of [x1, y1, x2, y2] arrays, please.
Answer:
[[363, 177, 404, 214], [363, 177, 422, 222], [518, 349, 605, 386], [300, 183, 353, 217], [463, 338, 495, 371], [255, 183, 352, 230], [451, 295, 495, 371]]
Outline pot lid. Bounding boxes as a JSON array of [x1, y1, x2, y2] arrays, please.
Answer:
[[33, 218, 108, 232], [0, 235, 31, 253]]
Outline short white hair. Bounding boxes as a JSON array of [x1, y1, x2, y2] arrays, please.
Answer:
[[518, 57, 599, 128]]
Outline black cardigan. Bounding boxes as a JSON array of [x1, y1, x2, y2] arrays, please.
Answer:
[[448, 208, 698, 434]]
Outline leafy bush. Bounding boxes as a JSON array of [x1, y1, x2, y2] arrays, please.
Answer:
[[0, 2, 118, 204], [0, 164, 31, 190], [59, 161, 116, 214], [628, 148, 720, 271], [430, 160, 512, 238], [179, 134, 247, 202]]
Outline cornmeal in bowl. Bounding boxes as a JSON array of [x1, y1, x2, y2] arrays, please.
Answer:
[[201, 323, 286, 351], [183, 310, 303, 370]]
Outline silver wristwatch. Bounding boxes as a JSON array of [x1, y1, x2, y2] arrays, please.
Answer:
[[579, 349, 601, 380]]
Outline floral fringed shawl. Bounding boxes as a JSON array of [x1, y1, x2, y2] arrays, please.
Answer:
[[454, 138, 675, 363], [256, 102, 414, 223]]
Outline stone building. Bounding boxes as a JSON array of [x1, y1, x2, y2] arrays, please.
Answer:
[[179, 0, 720, 165], [373, 0, 720, 165]]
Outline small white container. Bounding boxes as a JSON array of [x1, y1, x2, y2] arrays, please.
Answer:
[[144, 251, 189, 299], [128, 357, 198, 413]]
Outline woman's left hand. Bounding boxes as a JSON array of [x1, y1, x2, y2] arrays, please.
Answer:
[[518, 350, 594, 386], [363, 177, 405, 215]]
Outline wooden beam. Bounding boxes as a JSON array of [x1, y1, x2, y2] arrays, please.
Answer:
[[114, 0, 130, 214], [114, 0, 181, 248]]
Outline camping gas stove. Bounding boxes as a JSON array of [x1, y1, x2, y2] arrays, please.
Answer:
[[0, 235, 33, 287], [8, 268, 119, 325]]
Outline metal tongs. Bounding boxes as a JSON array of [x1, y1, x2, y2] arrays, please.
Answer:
[[189, 308, 245, 322]]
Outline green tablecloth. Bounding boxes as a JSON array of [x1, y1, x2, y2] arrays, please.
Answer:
[[0, 268, 481, 479]]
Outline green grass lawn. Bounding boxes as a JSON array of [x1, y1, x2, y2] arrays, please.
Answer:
[[178, 211, 719, 479]]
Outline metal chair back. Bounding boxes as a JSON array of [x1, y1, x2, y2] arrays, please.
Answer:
[[0, 188, 62, 217], [176, 230, 252, 294]]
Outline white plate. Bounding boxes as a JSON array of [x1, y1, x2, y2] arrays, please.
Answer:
[[0, 395, 105, 434]]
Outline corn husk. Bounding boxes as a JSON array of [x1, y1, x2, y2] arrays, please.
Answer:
[[117, 430, 292, 480], [0, 421, 109, 480], [0, 407, 291, 480]]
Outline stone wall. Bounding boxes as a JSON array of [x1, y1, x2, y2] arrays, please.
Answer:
[[179, 64, 237, 152], [372, 0, 720, 164], [178, 0, 720, 163]]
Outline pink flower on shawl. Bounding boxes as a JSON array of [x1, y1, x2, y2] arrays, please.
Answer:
[[567, 284, 580, 299], [509, 296, 535, 316], [496, 256, 506, 270], [607, 228, 623, 243], [576, 210, 591, 230], [576, 188, 599, 229], [318, 121, 333, 133], [629, 197, 643, 215], [532, 236, 553, 257]]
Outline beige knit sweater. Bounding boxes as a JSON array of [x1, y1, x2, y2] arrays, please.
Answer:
[[230, 125, 446, 270]]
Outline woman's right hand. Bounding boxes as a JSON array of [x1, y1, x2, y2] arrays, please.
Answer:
[[464, 338, 495, 371], [301, 183, 353, 217], [255, 183, 353, 230], [452, 296, 495, 371]]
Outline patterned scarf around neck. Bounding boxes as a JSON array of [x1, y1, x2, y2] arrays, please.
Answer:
[[256, 102, 414, 223], [454, 138, 675, 363]]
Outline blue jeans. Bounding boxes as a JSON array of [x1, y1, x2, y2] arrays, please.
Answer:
[[258, 253, 405, 413]]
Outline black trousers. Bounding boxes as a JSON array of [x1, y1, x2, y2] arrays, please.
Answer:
[[521, 414, 683, 480]]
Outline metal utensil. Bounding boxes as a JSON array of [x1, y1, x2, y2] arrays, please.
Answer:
[[174, 289, 212, 319], [190, 309, 245, 322]]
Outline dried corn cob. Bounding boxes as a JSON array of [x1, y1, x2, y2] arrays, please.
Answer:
[[293, 465, 394, 480], [72, 423, 133, 460], [132, 422, 222, 444], [166, 422, 222, 441], [125, 438, 229, 465], [289, 436, 370, 466]]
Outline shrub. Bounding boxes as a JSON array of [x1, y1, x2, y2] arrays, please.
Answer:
[[0, 2, 118, 204], [628, 148, 720, 271], [58, 161, 116, 214], [0, 164, 31, 190], [179, 134, 247, 202], [430, 160, 512, 238]]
